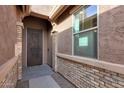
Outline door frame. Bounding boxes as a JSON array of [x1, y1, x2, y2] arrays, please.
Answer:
[[26, 27, 44, 67]]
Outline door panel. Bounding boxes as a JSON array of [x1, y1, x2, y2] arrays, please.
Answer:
[[27, 28, 42, 66]]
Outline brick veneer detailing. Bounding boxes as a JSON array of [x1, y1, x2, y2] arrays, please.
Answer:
[[57, 57, 124, 88], [0, 21, 23, 88], [16, 21, 24, 80], [0, 57, 19, 88]]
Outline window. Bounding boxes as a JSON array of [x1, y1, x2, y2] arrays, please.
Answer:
[[73, 5, 97, 58]]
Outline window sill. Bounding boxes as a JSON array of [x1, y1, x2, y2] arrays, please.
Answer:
[[57, 53, 124, 75]]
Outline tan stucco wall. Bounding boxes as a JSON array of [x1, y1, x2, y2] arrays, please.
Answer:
[[53, 15, 73, 54], [22, 16, 48, 68], [0, 5, 17, 65], [31, 5, 54, 16], [51, 10, 73, 70], [54, 15, 72, 33], [53, 5, 124, 88], [53, 5, 124, 65], [99, 5, 124, 65], [57, 27, 72, 55]]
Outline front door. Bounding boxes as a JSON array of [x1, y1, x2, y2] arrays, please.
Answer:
[[27, 28, 42, 66]]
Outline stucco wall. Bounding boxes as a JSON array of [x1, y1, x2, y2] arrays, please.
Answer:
[[52, 5, 124, 88], [0, 5, 17, 65], [31, 5, 54, 16], [55, 14, 73, 55], [22, 16, 48, 68], [99, 5, 124, 65], [54, 15, 72, 33], [54, 5, 124, 65], [57, 28, 72, 55]]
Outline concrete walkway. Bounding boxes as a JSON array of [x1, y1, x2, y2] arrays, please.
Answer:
[[22, 64, 54, 80], [22, 64, 60, 88], [16, 64, 75, 88], [29, 75, 60, 88]]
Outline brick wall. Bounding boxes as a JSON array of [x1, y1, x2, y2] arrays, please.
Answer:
[[0, 56, 19, 88], [0, 63, 18, 88], [16, 22, 23, 80], [57, 57, 124, 88]]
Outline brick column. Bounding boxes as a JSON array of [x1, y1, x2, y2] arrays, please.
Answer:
[[15, 21, 24, 80], [54, 33, 58, 72], [51, 23, 58, 72], [52, 32, 58, 71]]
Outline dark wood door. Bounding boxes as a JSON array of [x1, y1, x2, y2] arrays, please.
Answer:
[[27, 28, 42, 66]]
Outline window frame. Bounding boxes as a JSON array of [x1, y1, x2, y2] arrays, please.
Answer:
[[72, 5, 99, 59]]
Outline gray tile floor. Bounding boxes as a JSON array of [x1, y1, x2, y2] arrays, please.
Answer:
[[16, 64, 75, 88]]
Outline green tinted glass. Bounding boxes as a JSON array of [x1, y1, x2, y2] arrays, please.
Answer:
[[74, 30, 97, 58]]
